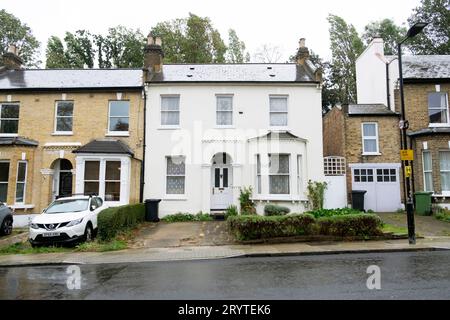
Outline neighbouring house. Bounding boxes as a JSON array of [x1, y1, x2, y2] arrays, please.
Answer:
[[323, 38, 404, 212], [142, 36, 324, 216], [0, 45, 144, 214]]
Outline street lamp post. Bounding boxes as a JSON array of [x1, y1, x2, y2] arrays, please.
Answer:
[[398, 22, 428, 245]]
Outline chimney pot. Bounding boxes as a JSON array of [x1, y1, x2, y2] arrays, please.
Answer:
[[3, 44, 23, 70], [299, 38, 306, 48], [155, 37, 162, 46], [296, 37, 309, 66], [147, 34, 154, 45]]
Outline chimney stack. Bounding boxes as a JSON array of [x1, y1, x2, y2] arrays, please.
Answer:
[[3, 45, 23, 70], [144, 33, 164, 81], [296, 38, 310, 66]]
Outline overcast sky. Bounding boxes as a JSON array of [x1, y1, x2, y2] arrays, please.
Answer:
[[2, 0, 422, 64]]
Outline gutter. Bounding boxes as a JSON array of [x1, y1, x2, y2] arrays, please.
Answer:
[[139, 88, 147, 203]]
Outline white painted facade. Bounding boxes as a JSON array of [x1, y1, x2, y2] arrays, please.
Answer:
[[143, 83, 324, 216], [356, 38, 399, 111]]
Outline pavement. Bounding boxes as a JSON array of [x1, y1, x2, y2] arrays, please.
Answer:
[[0, 236, 449, 267]]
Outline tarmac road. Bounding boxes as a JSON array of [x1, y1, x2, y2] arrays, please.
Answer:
[[1, 250, 449, 300]]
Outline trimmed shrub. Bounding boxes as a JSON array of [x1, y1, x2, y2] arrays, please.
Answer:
[[98, 203, 145, 241], [239, 186, 256, 214], [227, 214, 316, 241], [225, 205, 239, 219], [161, 212, 213, 223], [307, 208, 362, 219], [318, 214, 383, 237], [264, 204, 291, 216]]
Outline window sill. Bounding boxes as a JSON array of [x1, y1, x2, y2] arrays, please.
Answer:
[[252, 195, 308, 202], [0, 134, 18, 137], [214, 126, 235, 129], [362, 152, 381, 156], [10, 204, 35, 210], [269, 127, 290, 131], [163, 195, 187, 201], [52, 132, 73, 136], [158, 126, 181, 130], [429, 124, 450, 128], [106, 132, 129, 137]]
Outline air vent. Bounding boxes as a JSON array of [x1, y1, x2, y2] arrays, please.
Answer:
[[269, 74, 275, 77], [187, 74, 193, 77], [267, 66, 272, 70], [190, 67, 195, 70]]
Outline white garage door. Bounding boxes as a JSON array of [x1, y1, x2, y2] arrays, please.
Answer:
[[351, 164, 402, 212]]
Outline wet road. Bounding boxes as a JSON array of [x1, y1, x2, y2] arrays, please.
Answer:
[[1, 251, 449, 299]]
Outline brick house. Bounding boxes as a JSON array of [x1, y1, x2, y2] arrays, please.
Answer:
[[323, 104, 403, 211], [400, 57, 450, 205], [0, 46, 144, 214]]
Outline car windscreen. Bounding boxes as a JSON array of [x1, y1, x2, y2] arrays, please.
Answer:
[[45, 199, 89, 214]]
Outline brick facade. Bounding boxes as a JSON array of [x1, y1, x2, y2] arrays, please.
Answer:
[[0, 91, 144, 213]]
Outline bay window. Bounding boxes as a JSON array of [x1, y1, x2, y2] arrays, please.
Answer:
[[15, 161, 27, 203], [269, 154, 290, 194], [422, 151, 433, 192], [84, 161, 100, 195], [0, 162, 9, 203], [440, 151, 450, 192]]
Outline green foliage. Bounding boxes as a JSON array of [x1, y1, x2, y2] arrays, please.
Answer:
[[239, 186, 256, 215], [225, 205, 239, 219], [367, 209, 374, 213], [396, 208, 406, 214], [264, 204, 291, 216], [382, 223, 408, 235], [327, 14, 364, 104], [0, 9, 40, 67], [64, 30, 95, 68], [435, 209, 450, 223], [226, 29, 249, 63], [306, 180, 328, 210], [307, 208, 362, 219], [151, 13, 227, 64], [362, 19, 407, 55], [45, 36, 68, 68], [317, 214, 384, 237], [227, 213, 384, 240], [97, 203, 145, 241], [227, 214, 316, 241], [161, 212, 213, 223], [407, 0, 450, 55]]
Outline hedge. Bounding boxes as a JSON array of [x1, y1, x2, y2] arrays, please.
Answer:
[[264, 204, 291, 216], [227, 214, 316, 240], [307, 208, 362, 219], [227, 213, 383, 241], [97, 203, 145, 241], [161, 212, 213, 222]]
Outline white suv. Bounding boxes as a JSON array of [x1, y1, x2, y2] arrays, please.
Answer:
[[29, 195, 108, 247]]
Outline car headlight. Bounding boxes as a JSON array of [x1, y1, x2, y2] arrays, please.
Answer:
[[30, 223, 39, 229], [66, 218, 83, 227]]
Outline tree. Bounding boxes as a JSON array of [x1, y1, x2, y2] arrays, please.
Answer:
[[0, 9, 40, 67], [45, 36, 69, 68], [226, 29, 249, 63], [362, 19, 407, 55], [407, 0, 450, 55], [97, 26, 145, 68], [327, 14, 365, 104], [151, 13, 227, 63], [64, 30, 95, 68], [253, 44, 283, 63]]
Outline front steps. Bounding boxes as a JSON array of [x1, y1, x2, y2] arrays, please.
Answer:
[[210, 210, 226, 220]]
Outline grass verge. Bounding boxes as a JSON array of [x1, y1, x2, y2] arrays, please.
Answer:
[[381, 223, 408, 235]]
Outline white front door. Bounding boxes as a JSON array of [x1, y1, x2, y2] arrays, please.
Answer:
[[211, 165, 233, 210]]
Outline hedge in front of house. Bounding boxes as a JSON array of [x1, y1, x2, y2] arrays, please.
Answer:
[[227, 214, 316, 241], [227, 213, 384, 241], [307, 208, 362, 219], [317, 214, 384, 237], [98, 203, 145, 241]]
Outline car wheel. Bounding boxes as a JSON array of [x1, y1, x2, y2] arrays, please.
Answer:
[[84, 224, 93, 242], [0, 217, 13, 236]]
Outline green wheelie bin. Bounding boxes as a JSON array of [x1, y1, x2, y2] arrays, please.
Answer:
[[414, 191, 433, 216]]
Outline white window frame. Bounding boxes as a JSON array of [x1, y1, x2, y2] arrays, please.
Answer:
[[0, 161, 10, 203], [83, 160, 101, 196], [54, 101, 74, 135], [165, 156, 186, 197], [428, 92, 449, 127], [422, 151, 433, 192], [160, 95, 181, 128], [107, 100, 130, 136], [215, 94, 234, 127], [361, 122, 380, 155], [297, 155, 302, 195], [0, 103, 19, 137], [104, 160, 122, 202], [439, 151, 450, 193], [15, 161, 27, 204], [269, 95, 288, 128], [256, 154, 261, 194], [268, 153, 290, 195]]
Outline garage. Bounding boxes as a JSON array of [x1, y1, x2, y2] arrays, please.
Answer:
[[350, 163, 402, 212]]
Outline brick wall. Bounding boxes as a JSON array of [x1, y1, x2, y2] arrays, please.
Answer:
[[322, 107, 345, 157]]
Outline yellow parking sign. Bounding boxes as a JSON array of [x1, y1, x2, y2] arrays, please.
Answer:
[[400, 149, 414, 161], [405, 165, 412, 178]]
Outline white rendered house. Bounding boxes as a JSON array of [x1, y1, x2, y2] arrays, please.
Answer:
[[143, 37, 324, 216]]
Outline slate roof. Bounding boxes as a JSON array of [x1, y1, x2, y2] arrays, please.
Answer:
[[0, 69, 143, 91], [386, 55, 450, 80], [0, 137, 38, 146], [249, 131, 307, 141], [347, 104, 398, 116], [407, 127, 450, 137], [149, 63, 319, 83], [73, 140, 134, 156]]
